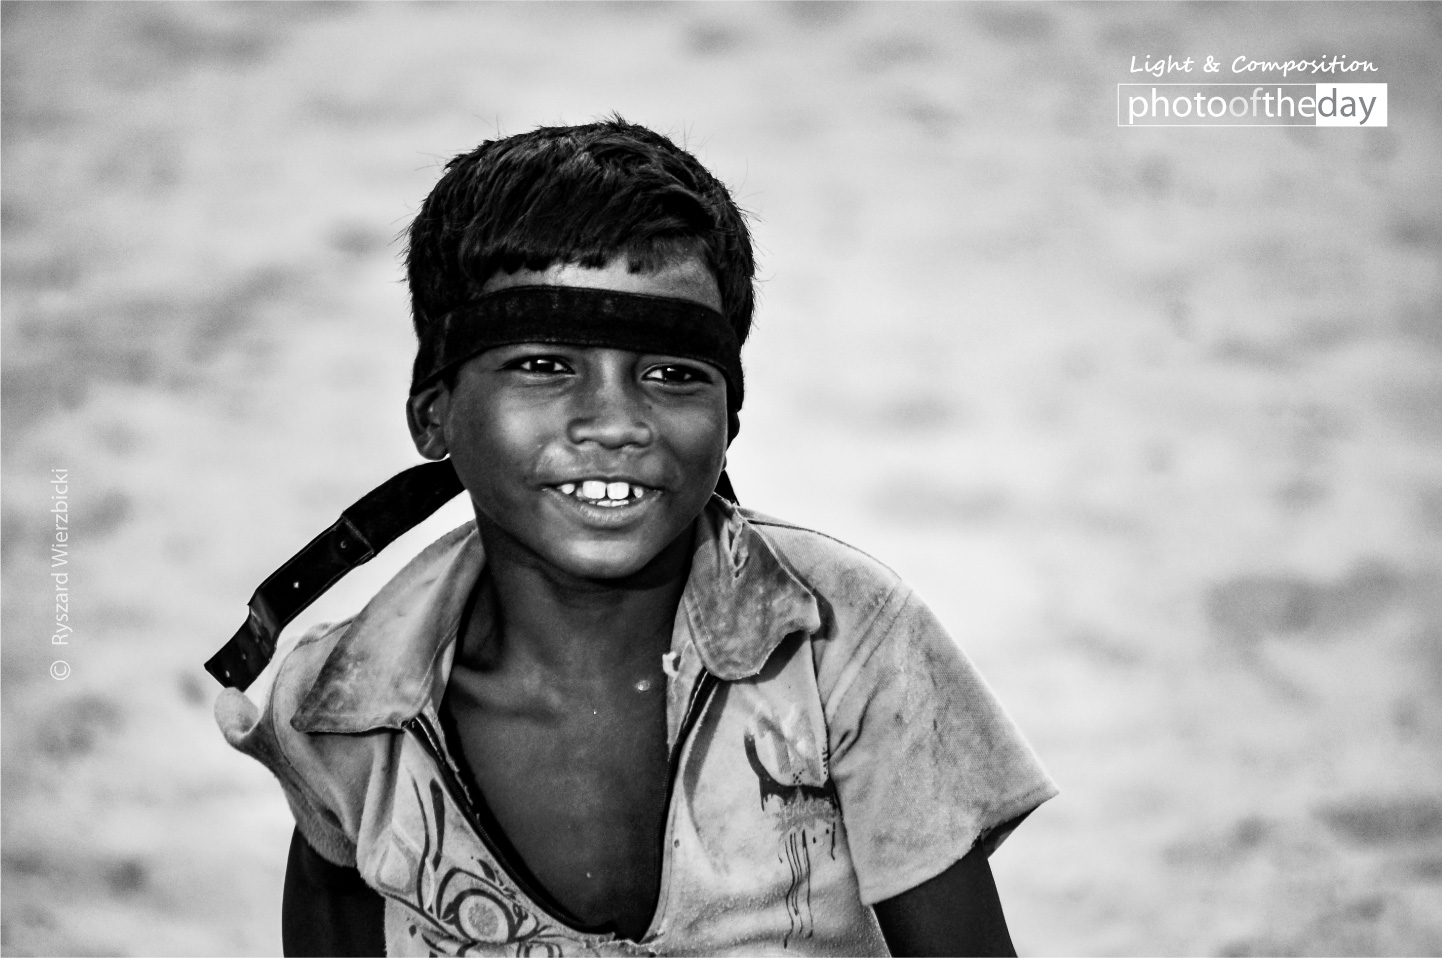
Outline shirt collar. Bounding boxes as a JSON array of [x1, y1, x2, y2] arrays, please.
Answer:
[[291, 498, 820, 734]]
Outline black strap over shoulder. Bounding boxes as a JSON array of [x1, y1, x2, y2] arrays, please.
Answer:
[[205, 460, 464, 690], [205, 462, 738, 690]]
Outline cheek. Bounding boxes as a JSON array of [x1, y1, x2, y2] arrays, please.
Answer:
[[446, 394, 548, 485], [665, 404, 730, 480]]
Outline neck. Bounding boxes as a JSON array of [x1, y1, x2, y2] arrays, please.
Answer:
[[463, 521, 694, 680]]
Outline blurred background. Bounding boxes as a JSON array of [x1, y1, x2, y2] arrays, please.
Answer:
[[3, 2, 1440, 954]]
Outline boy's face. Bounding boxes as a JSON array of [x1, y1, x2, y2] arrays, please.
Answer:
[[408, 256, 730, 583]]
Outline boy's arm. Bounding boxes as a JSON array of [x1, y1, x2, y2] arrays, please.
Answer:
[[282, 828, 386, 957], [872, 842, 1016, 958]]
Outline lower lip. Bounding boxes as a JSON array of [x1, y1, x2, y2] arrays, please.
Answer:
[[545, 488, 662, 529]]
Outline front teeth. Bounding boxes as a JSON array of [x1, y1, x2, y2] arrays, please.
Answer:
[[557, 480, 649, 506]]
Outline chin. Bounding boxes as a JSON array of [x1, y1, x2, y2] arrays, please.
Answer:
[[551, 540, 667, 583]]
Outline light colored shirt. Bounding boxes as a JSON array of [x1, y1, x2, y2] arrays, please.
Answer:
[[217, 498, 1057, 956]]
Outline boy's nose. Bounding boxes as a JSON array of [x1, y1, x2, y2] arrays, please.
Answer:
[[566, 363, 654, 449]]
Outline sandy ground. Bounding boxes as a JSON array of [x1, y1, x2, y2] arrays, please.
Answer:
[[3, 3, 1441, 955]]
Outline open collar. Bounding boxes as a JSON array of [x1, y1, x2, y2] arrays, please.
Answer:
[[291, 498, 820, 734]]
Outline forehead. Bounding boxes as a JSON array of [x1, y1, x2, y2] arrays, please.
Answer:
[[480, 256, 722, 313]]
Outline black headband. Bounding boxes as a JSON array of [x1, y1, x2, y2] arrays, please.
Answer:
[[411, 285, 745, 420]]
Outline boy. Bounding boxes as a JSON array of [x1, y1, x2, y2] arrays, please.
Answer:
[[212, 120, 1056, 957]]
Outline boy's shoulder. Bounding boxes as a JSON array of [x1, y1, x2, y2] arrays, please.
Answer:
[[215, 614, 356, 749], [215, 616, 352, 745], [731, 504, 929, 685], [736, 505, 908, 607], [266, 618, 357, 720]]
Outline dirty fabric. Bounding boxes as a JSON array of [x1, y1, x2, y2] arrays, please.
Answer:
[[216, 498, 1056, 956]]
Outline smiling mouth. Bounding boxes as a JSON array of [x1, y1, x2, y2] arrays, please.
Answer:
[[553, 479, 655, 508]]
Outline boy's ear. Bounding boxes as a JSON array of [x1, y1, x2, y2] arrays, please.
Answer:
[[406, 383, 452, 460]]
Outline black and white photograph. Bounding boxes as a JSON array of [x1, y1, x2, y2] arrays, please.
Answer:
[[2, 3, 1440, 955]]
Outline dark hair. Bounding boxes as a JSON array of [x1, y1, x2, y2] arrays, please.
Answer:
[[405, 119, 755, 347]]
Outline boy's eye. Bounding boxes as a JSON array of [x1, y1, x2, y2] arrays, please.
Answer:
[[642, 363, 712, 386], [504, 356, 573, 375]]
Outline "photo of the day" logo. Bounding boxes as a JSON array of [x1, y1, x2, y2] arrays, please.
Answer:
[[1118, 84, 1387, 127]]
